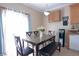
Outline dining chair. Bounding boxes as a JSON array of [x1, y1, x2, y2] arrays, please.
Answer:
[[26, 32, 32, 37], [44, 31, 53, 46], [48, 30, 52, 36], [33, 31, 39, 36], [14, 36, 34, 56], [26, 31, 33, 47]]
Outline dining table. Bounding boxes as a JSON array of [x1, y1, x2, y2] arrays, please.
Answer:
[[23, 34, 55, 56]]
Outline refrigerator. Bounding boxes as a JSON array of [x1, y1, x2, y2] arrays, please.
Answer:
[[59, 29, 65, 47]]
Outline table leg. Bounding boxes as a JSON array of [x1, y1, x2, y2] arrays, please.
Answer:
[[32, 45, 39, 56], [59, 42, 61, 52], [36, 45, 39, 56], [32, 45, 34, 56]]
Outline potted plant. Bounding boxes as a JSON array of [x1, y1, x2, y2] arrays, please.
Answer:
[[37, 26, 45, 37]]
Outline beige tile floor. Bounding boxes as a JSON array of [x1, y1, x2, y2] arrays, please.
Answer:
[[53, 47, 79, 56]]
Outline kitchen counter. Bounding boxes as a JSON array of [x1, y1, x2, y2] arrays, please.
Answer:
[[66, 29, 79, 48], [68, 29, 79, 34], [69, 34, 79, 51]]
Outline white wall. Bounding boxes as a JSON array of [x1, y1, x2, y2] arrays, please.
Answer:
[[0, 3, 43, 31], [43, 6, 72, 42]]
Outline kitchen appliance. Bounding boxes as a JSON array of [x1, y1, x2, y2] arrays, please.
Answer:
[[59, 29, 65, 47]]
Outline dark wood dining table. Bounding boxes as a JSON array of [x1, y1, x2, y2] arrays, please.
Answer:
[[23, 34, 55, 56]]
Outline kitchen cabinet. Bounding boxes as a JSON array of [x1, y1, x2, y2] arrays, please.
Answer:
[[66, 29, 79, 49], [70, 4, 79, 24], [48, 10, 61, 22]]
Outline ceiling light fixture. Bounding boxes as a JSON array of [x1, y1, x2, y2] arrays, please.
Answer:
[[44, 4, 50, 16], [44, 11, 50, 16]]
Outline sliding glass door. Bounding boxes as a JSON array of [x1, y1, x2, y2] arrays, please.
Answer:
[[2, 9, 30, 56]]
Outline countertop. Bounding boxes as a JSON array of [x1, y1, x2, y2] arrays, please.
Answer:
[[68, 29, 79, 34]]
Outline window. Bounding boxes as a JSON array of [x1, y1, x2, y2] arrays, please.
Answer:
[[2, 10, 30, 56]]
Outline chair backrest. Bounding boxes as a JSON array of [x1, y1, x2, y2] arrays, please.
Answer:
[[26, 32, 32, 37], [48, 36, 56, 44], [33, 31, 39, 36], [48, 31, 52, 35], [15, 36, 23, 55], [52, 36, 56, 43]]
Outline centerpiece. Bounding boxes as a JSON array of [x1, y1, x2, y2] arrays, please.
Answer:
[[37, 26, 45, 38]]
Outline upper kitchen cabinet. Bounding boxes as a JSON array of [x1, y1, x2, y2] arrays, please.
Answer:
[[70, 4, 79, 24], [48, 10, 61, 22]]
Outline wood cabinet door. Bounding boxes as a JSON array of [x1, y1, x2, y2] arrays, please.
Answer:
[[48, 12, 53, 22], [70, 4, 79, 24], [48, 10, 61, 22]]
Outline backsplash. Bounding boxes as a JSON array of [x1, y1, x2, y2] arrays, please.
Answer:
[[71, 24, 79, 29]]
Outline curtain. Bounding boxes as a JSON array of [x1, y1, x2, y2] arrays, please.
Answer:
[[2, 9, 30, 56], [0, 9, 3, 55]]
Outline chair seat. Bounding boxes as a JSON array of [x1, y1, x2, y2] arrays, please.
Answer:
[[17, 47, 33, 56], [23, 47, 34, 56], [15, 36, 34, 56], [39, 42, 60, 56]]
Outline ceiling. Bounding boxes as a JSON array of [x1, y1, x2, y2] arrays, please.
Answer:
[[23, 3, 73, 12]]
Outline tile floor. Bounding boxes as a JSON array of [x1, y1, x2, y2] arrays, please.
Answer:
[[53, 47, 79, 56]]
